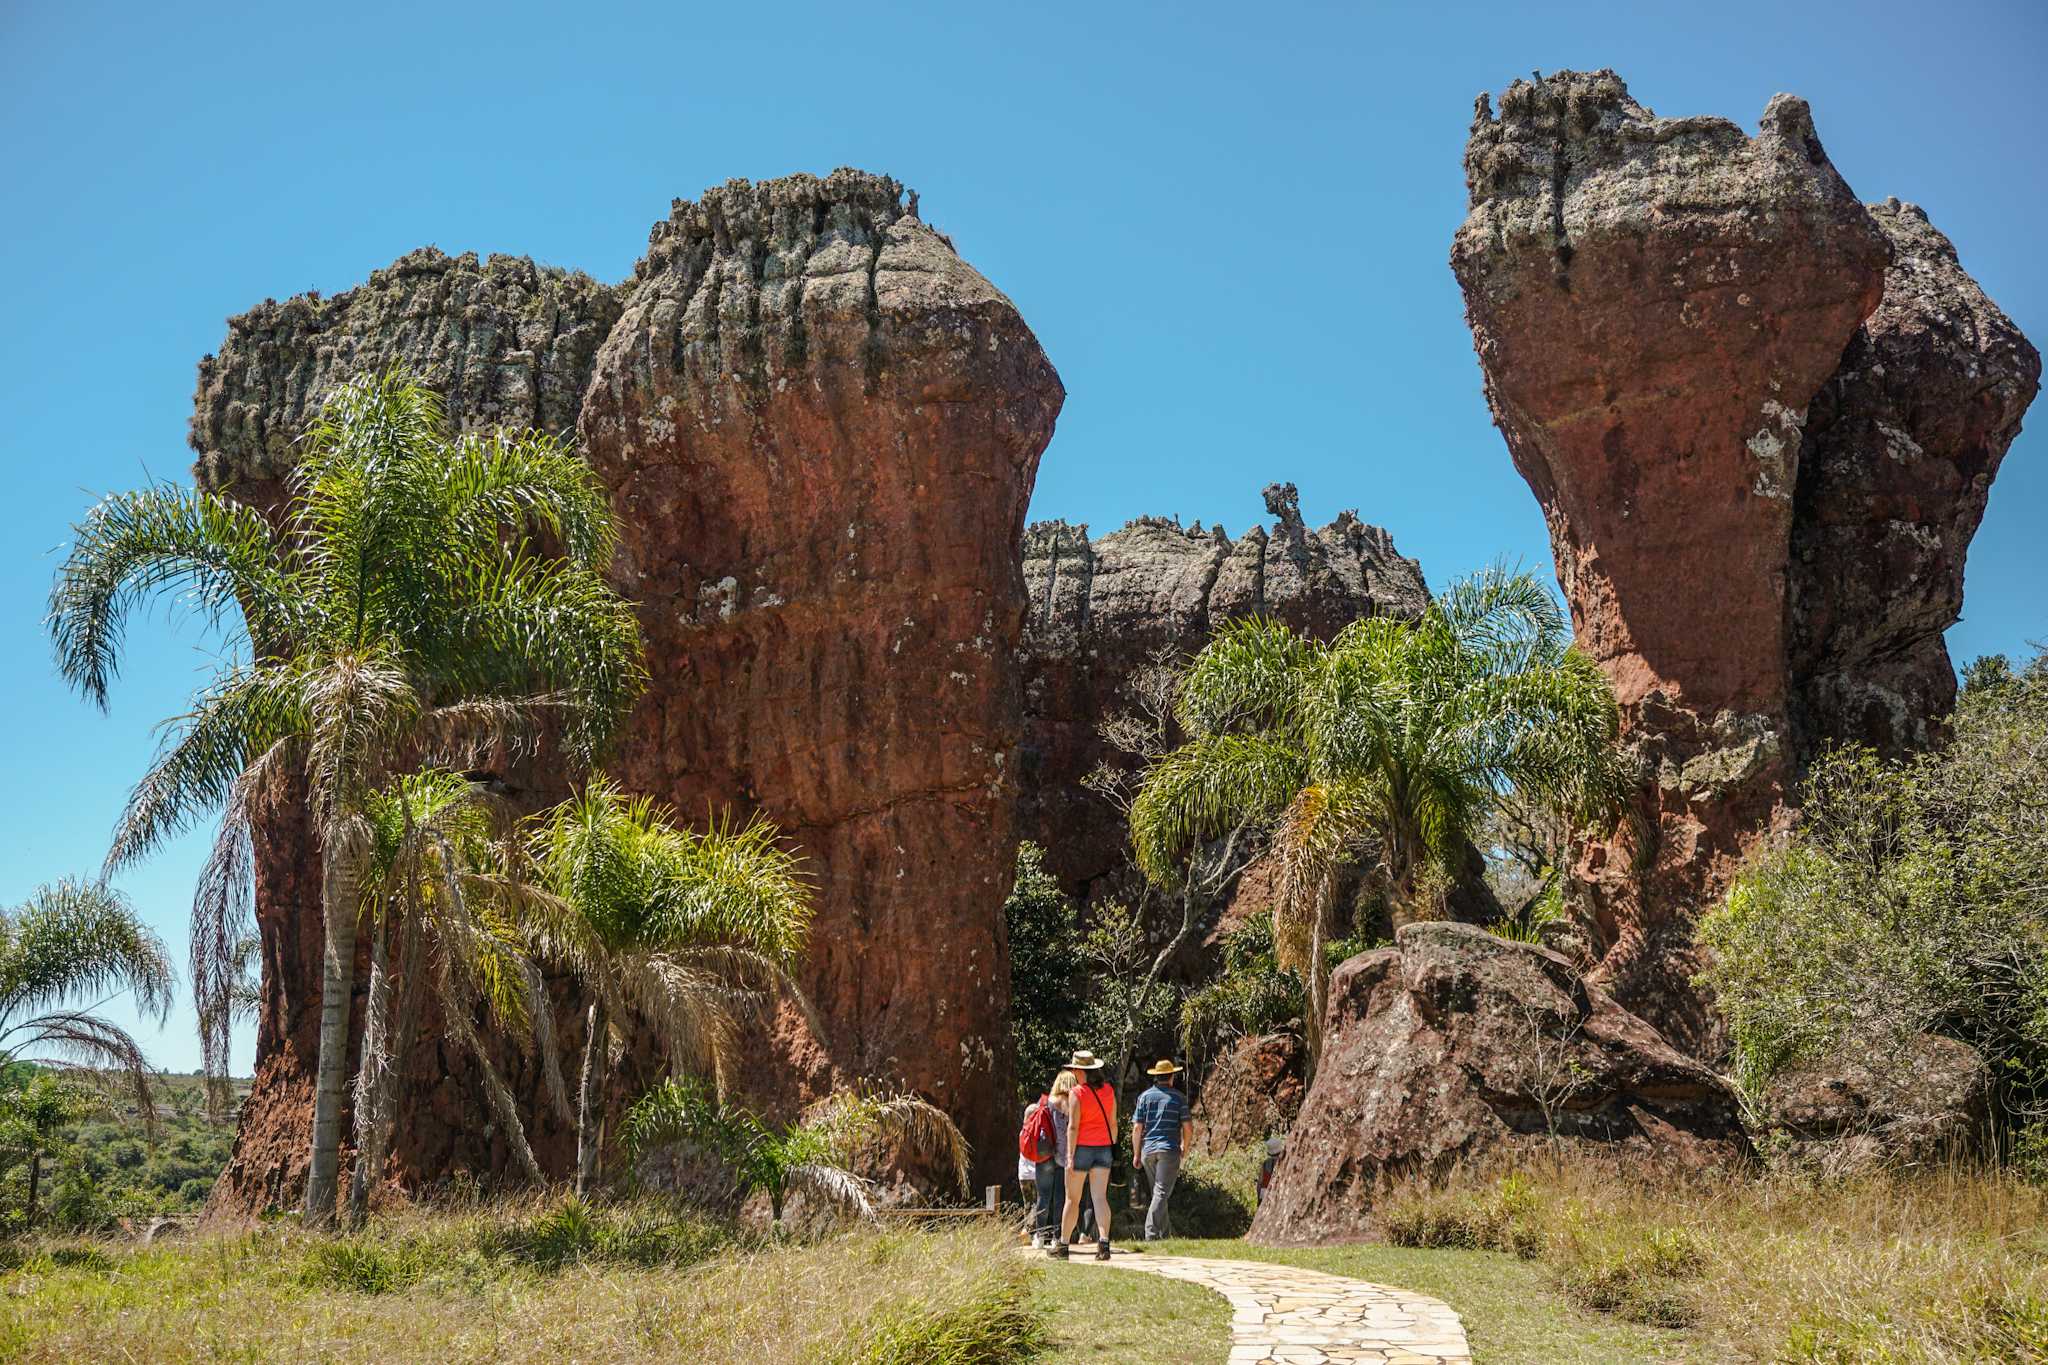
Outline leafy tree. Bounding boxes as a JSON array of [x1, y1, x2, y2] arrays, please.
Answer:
[[529, 779, 812, 1196], [0, 880, 173, 1123], [0, 1073, 99, 1224], [1130, 568, 1623, 1055], [48, 371, 645, 1227], [1004, 843, 1086, 1099], [1701, 651, 2048, 1132], [621, 1076, 967, 1231]]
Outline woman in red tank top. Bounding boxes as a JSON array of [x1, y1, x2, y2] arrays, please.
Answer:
[[1050, 1050, 1117, 1260]]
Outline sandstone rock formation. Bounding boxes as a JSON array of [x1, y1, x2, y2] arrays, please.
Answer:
[[191, 172, 1062, 1209], [1452, 71, 2037, 1051], [1250, 923, 1750, 1245], [1018, 483, 1429, 900], [1790, 200, 2041, 757], [580, 169, 1063, 1184]]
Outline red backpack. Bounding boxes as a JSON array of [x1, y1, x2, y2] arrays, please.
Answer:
[[1018, 1095, 1057, 1162]]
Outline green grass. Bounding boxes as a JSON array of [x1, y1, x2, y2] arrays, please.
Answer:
[[1033, 1257, 1230, 1363], [1147, 1238, 1693, 1363], [0, 1202, 1041, 1364]]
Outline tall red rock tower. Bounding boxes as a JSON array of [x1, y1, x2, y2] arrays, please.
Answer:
[[1452, 72, 2035, 1050], [579, 171, 1064, 1182]]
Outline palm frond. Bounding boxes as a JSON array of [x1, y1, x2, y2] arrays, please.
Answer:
[[106, 663, 307, 874], [785, 1162, 878, 1220], [0, 880, 174, 1024], [47, 485, 296, 710], [1129, 733, 1305, 884], [1173, 615, 1319, 739]]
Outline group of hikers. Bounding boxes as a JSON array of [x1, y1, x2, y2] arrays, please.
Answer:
[[1016, 1050, 1190, 1259]]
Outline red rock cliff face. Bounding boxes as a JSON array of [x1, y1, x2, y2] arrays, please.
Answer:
[[1453, 71, 2036, 1050], [188, 177, 1062, 1208], [578, 171, 1063, 1185]]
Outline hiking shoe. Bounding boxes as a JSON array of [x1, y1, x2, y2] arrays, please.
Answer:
[[1095, 1241, 1111, 1261], [1046, 1242, 1070, 1260]]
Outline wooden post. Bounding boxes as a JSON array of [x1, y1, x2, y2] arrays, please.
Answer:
[[984, 1184, 999, 1212]]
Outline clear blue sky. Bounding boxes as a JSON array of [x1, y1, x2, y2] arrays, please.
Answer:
[[4, 0, 2043, 1072]]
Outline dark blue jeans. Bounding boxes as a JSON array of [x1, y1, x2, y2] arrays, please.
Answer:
[[1033, 1161, 1062, 1239]]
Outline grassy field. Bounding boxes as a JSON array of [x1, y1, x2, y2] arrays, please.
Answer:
[[0, 1201, 1040, 1364], [4, 1166, 2044, 1362], [1035, 1256, 1229, 1363]]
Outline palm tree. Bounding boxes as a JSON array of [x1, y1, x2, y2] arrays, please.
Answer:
[[48, 371, 646, 1226], [528, 778, 813, 1196], [1130, 567, 1624, 1054], [0, 880, 173, 1104], [621, 1076, 968, 1231], [346, 769, 572, 1226]]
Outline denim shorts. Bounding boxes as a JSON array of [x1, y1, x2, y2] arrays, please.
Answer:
[[1069, 1144, 1113, 1172]]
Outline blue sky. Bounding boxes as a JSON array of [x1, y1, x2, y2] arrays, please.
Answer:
[[3, 0, 2043, 1072]]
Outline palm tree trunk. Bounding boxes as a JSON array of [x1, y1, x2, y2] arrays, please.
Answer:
[[304, 847, 361, 1229], [575, 999, 607, 1197], [346, 907, 396, 1228], [26, 1151, 40, 1224]]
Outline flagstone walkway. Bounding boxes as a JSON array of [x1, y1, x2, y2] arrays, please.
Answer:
[[1037, 1246, 1471, 1364]]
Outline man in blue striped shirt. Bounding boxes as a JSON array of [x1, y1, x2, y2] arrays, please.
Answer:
[[1131, 1059, 1194, 1241]]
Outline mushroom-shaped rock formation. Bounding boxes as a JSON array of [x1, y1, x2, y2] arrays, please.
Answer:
[[579, 170, 1065, 1185], [188, 173, 1063, 1210], [1452, 71, 2035, 1052]]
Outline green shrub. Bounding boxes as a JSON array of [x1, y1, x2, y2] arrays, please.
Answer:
[[832, 1262, 1044, 1365], [1165, 1146, 1262, 1239], [1382, 1171, 1542, 1257], [1700, 652, 2048, 1132], [297, 1239, 430, 1295]]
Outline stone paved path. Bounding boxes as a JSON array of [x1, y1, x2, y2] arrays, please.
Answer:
[[1035, 1246, 1471, 1364]]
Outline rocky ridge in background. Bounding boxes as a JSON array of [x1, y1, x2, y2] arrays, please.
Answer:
[[1452, 70, 2038, 1052], [192, 171, 1063, 1208], [1018, 482, 1430, 902]]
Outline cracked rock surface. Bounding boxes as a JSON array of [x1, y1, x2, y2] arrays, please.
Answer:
[[1453, 71, 2035, 1053]]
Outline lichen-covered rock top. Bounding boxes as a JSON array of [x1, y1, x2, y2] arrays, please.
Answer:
[[190, 247, 624, 498], [1460, 69, 1878, 264], [586, 168, 1052, 442]]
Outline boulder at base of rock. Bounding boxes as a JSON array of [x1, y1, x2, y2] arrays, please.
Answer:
[[1251, 922, 1750, 1245], [1188, 1033, 1307, 1158], [1762, 1032, 1991, 1174]]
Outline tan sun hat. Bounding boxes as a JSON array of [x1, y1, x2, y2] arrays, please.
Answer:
[[1065, 1050, 1105, 1070], [1145, 1059, 1183, 1076]]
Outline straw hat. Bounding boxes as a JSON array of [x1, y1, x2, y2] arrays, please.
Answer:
[[1145, 1059, 1183, 1076], [1065, 1050, 1105, 1070]]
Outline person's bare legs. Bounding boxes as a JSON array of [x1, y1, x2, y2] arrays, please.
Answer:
[[1059, 1165, 1086, 1244], [1088, 1166, 1112, 1245]]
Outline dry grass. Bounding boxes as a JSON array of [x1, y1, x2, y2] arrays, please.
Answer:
[[1378, 1161, 2048, 1362], [0, 1198, 1042, 1364]]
